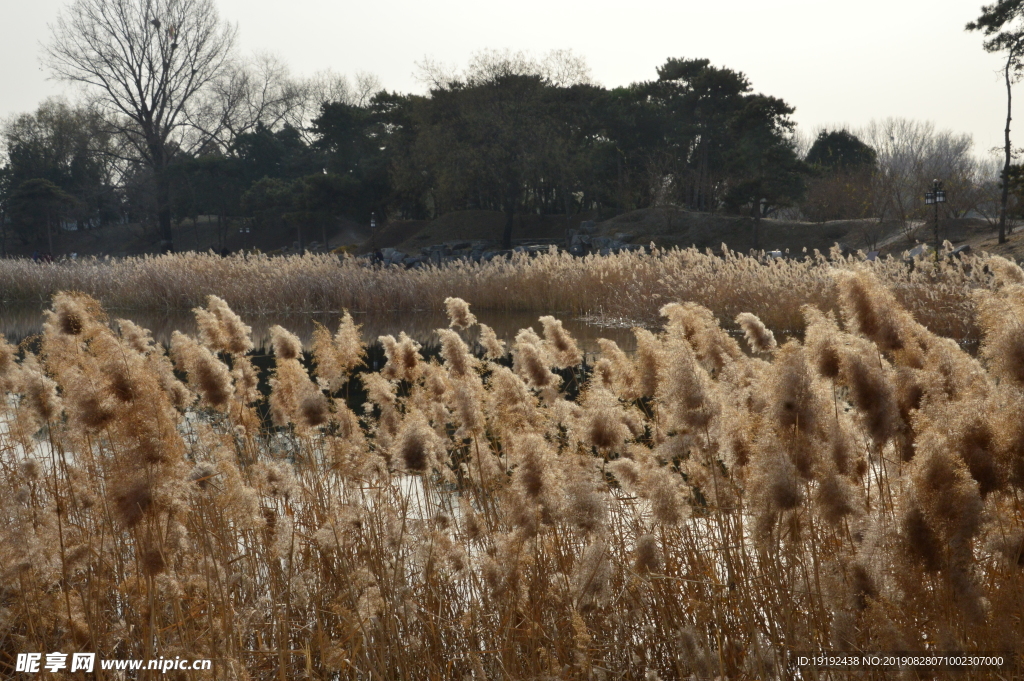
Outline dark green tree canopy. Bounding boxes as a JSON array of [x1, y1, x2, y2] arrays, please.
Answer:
[[232, 124, 320, 184], [8, 178, 78, 248], [2, 52, 825, 253], [805, 130, 876, 172], [967, 0, 1024, 48], [723, 95, 806, 221], [1, 100, 116, 226]]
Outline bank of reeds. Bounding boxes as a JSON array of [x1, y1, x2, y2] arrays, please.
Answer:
[[1, 266, 1023, 679], [0, 244, 1000, 339]]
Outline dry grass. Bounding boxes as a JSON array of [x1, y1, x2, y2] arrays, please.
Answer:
[[1, 267, 1023, 679], [0, 243, 1004, 341]]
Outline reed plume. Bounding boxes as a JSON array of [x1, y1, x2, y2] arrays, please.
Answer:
[[736, 312, 777, 354], [1, 286, 1022, 680]]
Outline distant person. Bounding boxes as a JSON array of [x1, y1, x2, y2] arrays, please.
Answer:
[[32, 250, 40, 262]]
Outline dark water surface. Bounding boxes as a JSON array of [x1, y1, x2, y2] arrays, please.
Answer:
[[0, 304, 641, 355]]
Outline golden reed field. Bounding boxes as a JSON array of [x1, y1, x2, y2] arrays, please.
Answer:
[[1, 250, 1024, 679], [0, 244, 995, 339]]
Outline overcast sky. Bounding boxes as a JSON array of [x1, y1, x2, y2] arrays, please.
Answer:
[[0, 0, 1012, 156]]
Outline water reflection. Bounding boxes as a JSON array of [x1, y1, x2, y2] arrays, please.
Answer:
[[0, 304, 641, 354]]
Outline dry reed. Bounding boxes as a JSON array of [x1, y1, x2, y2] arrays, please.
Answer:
[[1, 280, 1022, 680], [0, 244, 1002, 340]]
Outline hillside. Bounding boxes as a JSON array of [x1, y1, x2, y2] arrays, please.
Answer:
[[380, 207, 1010, 260], [376, 206, 905, 257], [934, 219, 1024, 261], [366, 210, 596, 255], [3, 205, 1014, 261]]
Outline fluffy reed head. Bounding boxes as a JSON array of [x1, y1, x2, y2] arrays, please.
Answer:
[[48, 293, 98, 337], [21, 364, 63, 425], [539, 316, 582, 368], [769, 341, 818, 437], [987, 255, 1024, 287], [595, 339, 638, 400], [476, 323, 506, 360], [380, 332, 424, 383], [512, 328, 558, 391], [270, 325, 302, 361], [311, 312, 366, 392], [444, 297, 477, 329], [334, 311, 365, 371], [116, 319, 156, 355], [661, 301, 741, 371], [736, 312, 777, 354], [633, 328, 662, 398], [834, 269, 907, 352], [841, 348, 899, 445], [195, 295, 253, 355], [112, 478, 153, 527], [910, 433, 983, 541], [634, 534, 662, 574], [975, 288, 1024, 388], [0, 334, 17, 386], [802, 306, 842, 379], [170, 331, 230, 408], [658, 339, 715, 431], [393, 411, 441, 473], [437, 329, 477, 378]]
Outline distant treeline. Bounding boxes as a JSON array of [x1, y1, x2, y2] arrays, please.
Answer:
[[0, 52, 1011, 253]]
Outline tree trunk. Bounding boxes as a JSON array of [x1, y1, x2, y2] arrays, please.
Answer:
[[155, 168, 173, 253], [1000, 53, 1013, 245]]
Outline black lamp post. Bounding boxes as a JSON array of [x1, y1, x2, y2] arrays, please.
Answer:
[[924, 179, 946, 262]]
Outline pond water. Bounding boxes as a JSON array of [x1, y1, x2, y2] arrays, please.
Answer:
[[0, 304, 643, 355]]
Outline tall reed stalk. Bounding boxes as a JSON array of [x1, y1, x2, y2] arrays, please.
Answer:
[[1, 266, 1022, 679], [0, 244, 999, 340]]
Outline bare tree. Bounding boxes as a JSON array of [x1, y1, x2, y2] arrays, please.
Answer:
[[417, 48, 594, 90], [188, 52, 305, 153], [540, 49, 595, 87], [864, 118, 982, 242], [47, 0, 237, 252], [350, 72, 383, 107], [790, 124, 818, 161], [973, 155, 1007, 225], [413, 57, 461, 91], [285, 69, 383, 143], [922, 130, 982, 218], [864, 118, 930, 239]]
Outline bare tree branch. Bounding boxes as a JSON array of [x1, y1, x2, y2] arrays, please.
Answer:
[[46, 0, 236, 250]]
